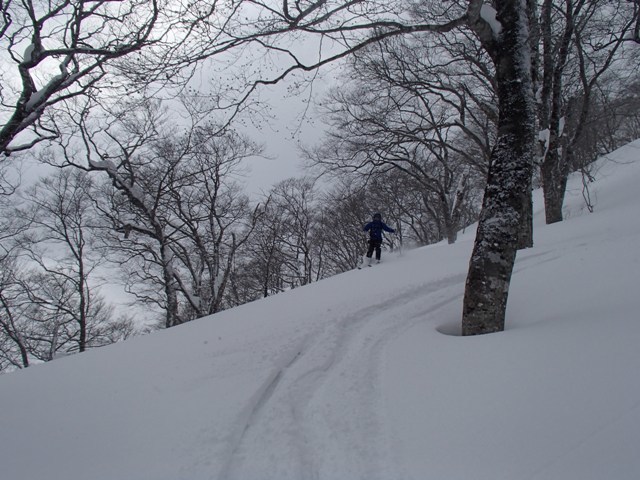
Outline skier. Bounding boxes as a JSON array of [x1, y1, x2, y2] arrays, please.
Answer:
[[363, 212, 395, 266]]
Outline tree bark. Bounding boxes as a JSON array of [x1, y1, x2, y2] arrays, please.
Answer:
[[462, 0, 536, 335], [161, 244, 182, 329], [541, 150, 568, 224]]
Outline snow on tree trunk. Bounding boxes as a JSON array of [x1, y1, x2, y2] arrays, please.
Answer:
[[462, 0, 536, 336]]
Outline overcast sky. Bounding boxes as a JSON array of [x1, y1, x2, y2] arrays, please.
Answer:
[[236, 72, 335, 196]]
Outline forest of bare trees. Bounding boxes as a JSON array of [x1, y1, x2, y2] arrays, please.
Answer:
[[1, 0, 639, 371]]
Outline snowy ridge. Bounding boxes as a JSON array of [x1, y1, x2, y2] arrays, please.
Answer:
[[1, 140, 640, 479]]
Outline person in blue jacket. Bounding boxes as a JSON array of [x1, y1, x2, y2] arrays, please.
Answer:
[[363, 212, 395, 264]]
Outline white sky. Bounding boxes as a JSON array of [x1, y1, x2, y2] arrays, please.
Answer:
[[1, 140, 639, 479], [231, 69, 336, 196]]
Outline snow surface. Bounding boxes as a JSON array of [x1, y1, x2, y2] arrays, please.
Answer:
[[1, 141, 640, 479]]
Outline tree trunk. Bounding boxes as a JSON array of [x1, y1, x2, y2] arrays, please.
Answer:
[[518, 178, 534, 249], [539, 73, 568, 225], [164, 274, 181, 328], [538, 0, 576, 225], [0, 302, 30, 368], [541, 150, 568, 224], [462, 0, 536, 336], [443, 202, 459, 245], [446, 228, 458, 245], [161, 244, 182, 328]]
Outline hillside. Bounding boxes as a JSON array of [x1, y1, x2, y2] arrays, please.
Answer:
[[1, 141, 639, 480]]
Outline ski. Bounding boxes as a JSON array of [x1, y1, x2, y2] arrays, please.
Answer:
[[357, 260, 379, 269]]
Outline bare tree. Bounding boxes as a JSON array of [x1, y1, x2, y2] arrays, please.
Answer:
[[14, 270, 131, 362], [459, 0, 537, 335], [268, 177, 322, 288], [0, 180, 32, 370], [7, 0, 630, 337], [313, 173, 415, 275], [165, 129, 264, 317], [365, 167, 481, 246], [240, 177, 322, 298], [0, 168, 135, 372], [241, 198, 290, 298], [0, 254, 31, 370], [590, 78, 640, 151], [0, 0, 164, 154], [309, 72, 484, 245], [195, 0, 538, 334], [61, 100, 264, 327], [17, 168, 130, 353], [537, 0, 637, 224], [316, 181, 372, 273]]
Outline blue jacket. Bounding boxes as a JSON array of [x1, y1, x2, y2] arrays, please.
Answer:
[[364, 219, 395, 242]]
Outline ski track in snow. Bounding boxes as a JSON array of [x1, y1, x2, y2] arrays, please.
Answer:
[[220, 272, 467, 480]]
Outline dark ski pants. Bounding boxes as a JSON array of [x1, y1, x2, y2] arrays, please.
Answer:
[[366, 239, 382, 260]]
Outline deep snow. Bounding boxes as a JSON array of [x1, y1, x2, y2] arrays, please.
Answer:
[[1, 141, 639, 480]]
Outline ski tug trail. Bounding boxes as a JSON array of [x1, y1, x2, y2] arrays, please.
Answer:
[[220, 272, 466, 480]]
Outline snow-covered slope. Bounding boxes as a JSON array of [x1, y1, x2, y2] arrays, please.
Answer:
[[1, 141, 640, 480]]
